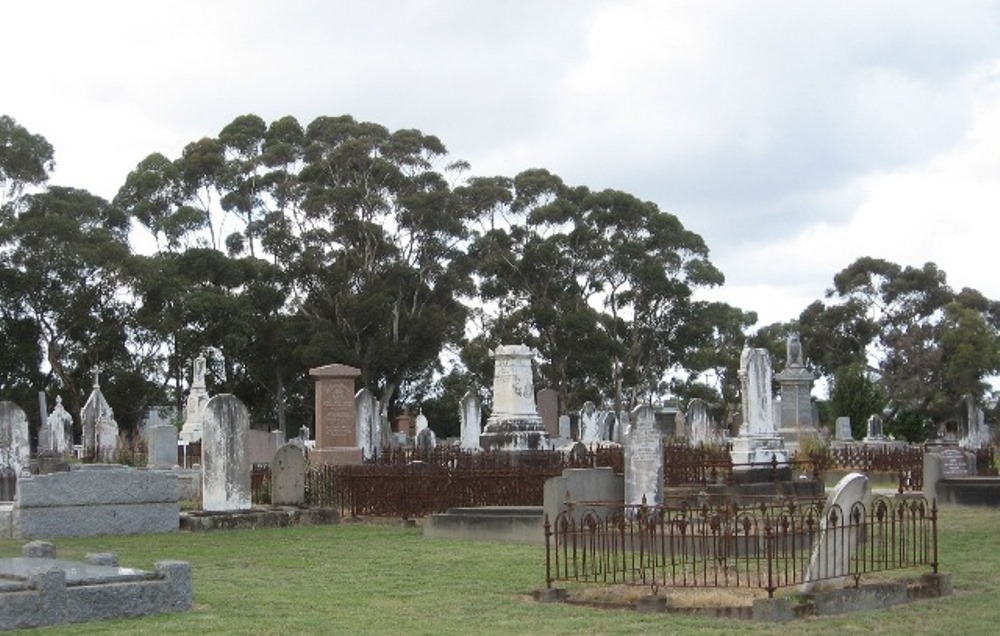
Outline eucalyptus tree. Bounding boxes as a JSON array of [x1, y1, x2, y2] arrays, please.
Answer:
[[0, 186, 161, 431], [465, 168, 725, 413], [805, 256, 1000, 435], [289, 116, 475, 418]]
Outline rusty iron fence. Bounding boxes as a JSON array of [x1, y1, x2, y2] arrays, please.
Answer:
[[245, 442, 995, 516], [544, 494, 938, 598]]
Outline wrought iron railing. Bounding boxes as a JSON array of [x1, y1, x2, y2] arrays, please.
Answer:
[[544, 495, 938, 598]]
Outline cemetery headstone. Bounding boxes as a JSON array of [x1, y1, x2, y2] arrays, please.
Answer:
[[774, 337, 821, 451], [613, 410, 629, 445], [309, 363, 363, 465], [271, 442, 306, 506], [415, 413, 429, 435], [730, 347, 788, 468], [147, 424, 178, 469], [180, 354, 210, 443], [0, 402, 30, 478], [864, 414, 885, 442], [599, 411, 615, 442], [80, 368, 118, 461], [625, 405, 663, 508], [835, 417, 853, 441], [416, 426, 437, 459], [536, 388, 560, 438], [356, 388, 379, 461], [479, 344, 550, 451], [459, 391, 482, 450], [43, 396, 74, 456], [558, 415, 571, 440], [802, 472, 871, 592], [201, 394, 251, 511], [579, 402, 600, 444], [687, 398, 716, 447]]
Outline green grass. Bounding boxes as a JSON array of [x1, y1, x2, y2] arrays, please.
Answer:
[[2, 506, 999, 635]]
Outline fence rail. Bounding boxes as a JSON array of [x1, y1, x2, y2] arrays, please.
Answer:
[[544, 495, 938, 597]]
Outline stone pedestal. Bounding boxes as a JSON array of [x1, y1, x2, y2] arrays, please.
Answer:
[[775, 367, 818, 452], [309, 363, 363, 465], [731, 347, 788, 470], [480, 345, 551, 451]]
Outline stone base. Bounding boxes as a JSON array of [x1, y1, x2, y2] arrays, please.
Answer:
[[309, 447, 364, 466], [730, 435, 789, 469], [480, 419, 551, 451]]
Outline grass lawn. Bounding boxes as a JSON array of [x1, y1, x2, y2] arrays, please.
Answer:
[[1, 505, 998, 635]]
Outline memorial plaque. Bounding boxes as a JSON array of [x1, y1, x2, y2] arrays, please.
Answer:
[[938, 448, 970, 479]]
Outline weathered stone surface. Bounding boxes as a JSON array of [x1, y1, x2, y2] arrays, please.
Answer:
[[17, 467, 179, 507], [625, 405, 663, 507], [271, 443, 306, 506], [147, 424, 178, 469], [201, 394, 251, 511], [802, 472, 871, 592], [0, 553, 192, 630], [0, 402, 30, 477], [460, 391, 482, 450]]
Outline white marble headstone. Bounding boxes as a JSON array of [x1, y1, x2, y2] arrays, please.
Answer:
[[625, 405, 663, 508], [201, 394, 251, 511], [802, 472, 872, 592], [0, 402, 30, 476], [459, 391, 482, 450]]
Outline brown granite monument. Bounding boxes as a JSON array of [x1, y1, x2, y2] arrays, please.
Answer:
[[309, 363, 363, 465]]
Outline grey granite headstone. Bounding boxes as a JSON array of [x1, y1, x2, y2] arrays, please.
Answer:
[[625, 405, 663, 507], [835, 417, 853, 441], [271, 442, 306, 506], [536, 388, 559, 438], [147, 424, 177, 469], [201, 394, 251, 511]]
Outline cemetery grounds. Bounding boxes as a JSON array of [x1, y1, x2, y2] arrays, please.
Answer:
[[0, 504, 995, 635]]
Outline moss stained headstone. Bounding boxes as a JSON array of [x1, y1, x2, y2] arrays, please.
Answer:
[[201, 394, 251, 511]]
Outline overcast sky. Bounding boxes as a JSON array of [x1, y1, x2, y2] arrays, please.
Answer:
[[5, 0, 1000, 327]]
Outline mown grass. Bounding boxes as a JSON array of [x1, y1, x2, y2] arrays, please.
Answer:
[[1, 505, 998, 635]]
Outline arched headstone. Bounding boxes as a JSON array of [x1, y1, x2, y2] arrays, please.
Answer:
[[271, 442, 306, 506], [801, 472, 872, 592], [0, 402, 30, 477]]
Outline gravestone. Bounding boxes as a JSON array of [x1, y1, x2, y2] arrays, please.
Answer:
[[625, 405, 663, 508], [271, 442, 306, 506], [613, 410, 629, 445], [356, 388, 379, 461], [180, 354, 209, 443], [536, 388, 560, 438], [42, 396, 73, 456], [80, 368, 118, 462], [416, 427, 437, 457], [147, 424, 178, 469], [864, 414, 885, 442], [415, 413, 429, 435], [459, 391, 482, 450], [923, 445, 975, 502], [479, 344, 550, 451], [0, 402, 30, 478], [802, 472, 871, 592], [835, 417, 853, 441], [598, 411, 615, 442], [309, 363, 363, 465], [774, 333, 819, 452], [579, 402, 600, 444], [558, 415, 571, 440], [687, 398, 716, 446], [201, 394, 251, 511], [729, 348, 788, 468]]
